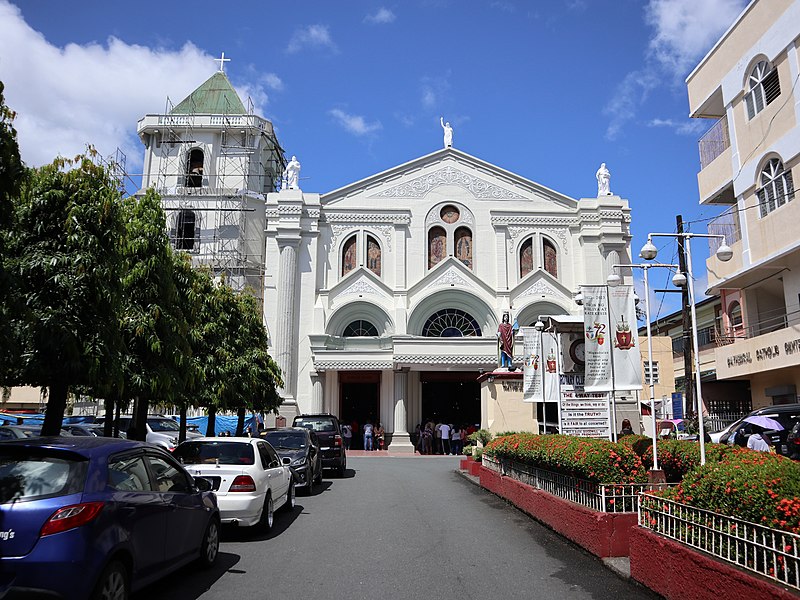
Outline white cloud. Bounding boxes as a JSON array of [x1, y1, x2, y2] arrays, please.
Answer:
[[328, 108, 382, 136], [647, 117, 707, 136], [420, 73, 451, 110], [286, 24, 338, 54], [646, 0, 747, 79], [603, 70, 659, 141], [0, 1, 276, 173], [260, 73, 284, 92], [365, 8, 396, 24]]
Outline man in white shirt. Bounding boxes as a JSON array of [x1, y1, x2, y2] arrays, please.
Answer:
[[438, 422, 451, 455], [747, 431, 771, 452]]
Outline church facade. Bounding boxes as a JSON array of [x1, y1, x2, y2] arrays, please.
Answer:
[[138, 72, 635, 450]]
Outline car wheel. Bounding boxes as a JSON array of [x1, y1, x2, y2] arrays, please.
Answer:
[[314, 465, 323, 485], [284, 479, 296, 512], [337, 456, 346, 477], [306, 467, 314, 495], [198, 517, 220, 568], [91, 560, 128, 600], [258, 492, 274, 531]]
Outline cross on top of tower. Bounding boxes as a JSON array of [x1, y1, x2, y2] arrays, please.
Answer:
[[214, 52, 231, 73]]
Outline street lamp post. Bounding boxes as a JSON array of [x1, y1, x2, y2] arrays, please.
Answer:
[[608, 263, 679, 478], [639, 233, 733, 465]]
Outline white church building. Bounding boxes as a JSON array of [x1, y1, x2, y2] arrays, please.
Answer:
[[137, 71, 636, 450]]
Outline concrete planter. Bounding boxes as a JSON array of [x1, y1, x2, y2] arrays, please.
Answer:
[[630, 526, 797, 600], [478, 465, 637, 558]]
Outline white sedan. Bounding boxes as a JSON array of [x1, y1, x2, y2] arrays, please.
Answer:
[[173, 437, 295, 530]]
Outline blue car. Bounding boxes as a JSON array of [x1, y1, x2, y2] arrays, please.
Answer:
[[0, 437, 220, 600]]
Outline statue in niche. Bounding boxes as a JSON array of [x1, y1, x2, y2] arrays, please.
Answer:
[[440, 117, 453, 148], [596, 162, 611, 196], [283, 155, 301, 190]]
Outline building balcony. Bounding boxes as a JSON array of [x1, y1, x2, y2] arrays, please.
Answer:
[[715, 321, 800, 380], [697, 117, 734, 205]]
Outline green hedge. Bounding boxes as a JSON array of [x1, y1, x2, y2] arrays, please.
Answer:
[[484, 433, 647, 484]]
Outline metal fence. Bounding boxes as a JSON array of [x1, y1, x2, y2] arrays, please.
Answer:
[[639, 492, 800, 590], [483, 455, 673, 513]]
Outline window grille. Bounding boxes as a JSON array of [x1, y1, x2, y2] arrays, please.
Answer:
[[757, 158, 795, 217], [644, 361, 659, 385], [745, 61, 780, 120]]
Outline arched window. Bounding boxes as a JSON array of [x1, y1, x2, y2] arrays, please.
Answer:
[[366, 235, 381, 277], [728, 301, 743, 331], [175, 210, 197, 251], [428, 226, 447, 269], [758, 158, 795, 217], [520, 238, 533, 278], [454, 227, 472, 269], [745, 60, 781, 120], [342, 235, 357, 276], [186, 148, 204, 188], [422, 309, 482, 337], [343, 320, 379, 337], [543, 238, 558, 278]]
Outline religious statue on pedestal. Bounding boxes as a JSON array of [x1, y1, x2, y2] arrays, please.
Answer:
[[497, 312, 519, 370], [596, 162, 611, 196], [283, 155, 301, 190], [440, 117, 453, 148]]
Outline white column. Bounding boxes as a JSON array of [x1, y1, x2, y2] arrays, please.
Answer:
[[389, 369, 415, 453], [311, 371, 325, 413], [276, 238, 299, 401]]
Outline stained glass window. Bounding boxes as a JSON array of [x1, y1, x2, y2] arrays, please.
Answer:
[[342, 235, 357, 276], [520, 237, 533, 278], [428, 227, 447, 269], [422, 309, 481, 337], [366, 235, 381, 277], [440, 205, 460, 224], [455, 227, 473, 269], [543, 238, 558, 278]]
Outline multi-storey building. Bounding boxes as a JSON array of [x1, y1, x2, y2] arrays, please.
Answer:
[[688, 0, 800, 407]]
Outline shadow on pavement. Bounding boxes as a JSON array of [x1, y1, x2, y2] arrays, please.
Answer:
[[132, 552, 240, 600], [221, 502, 303, 543]]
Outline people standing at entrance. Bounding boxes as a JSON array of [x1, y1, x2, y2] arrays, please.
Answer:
[[422, 422, 433, 454], [438, 422, 451, 455], [363, 420, 374, 451], [451, 425, 462, 455], [341, 424, 352, 449], [434, 420, 443, 454], [374, 423, 385, 451]]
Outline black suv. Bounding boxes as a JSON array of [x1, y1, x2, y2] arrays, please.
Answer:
[[718, 403, 800, 457], [292, 414, 346, 476], [262, 427, 323, 494]]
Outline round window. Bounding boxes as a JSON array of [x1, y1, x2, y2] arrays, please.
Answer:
[[440, 205, 460, 224]]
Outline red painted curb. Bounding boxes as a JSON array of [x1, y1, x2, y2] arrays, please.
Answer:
[[630, 526, 797, 600]]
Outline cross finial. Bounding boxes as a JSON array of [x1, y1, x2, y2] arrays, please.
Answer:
[[214, 52, 231, 73]]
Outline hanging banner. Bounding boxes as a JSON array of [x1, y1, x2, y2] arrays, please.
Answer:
[[582, 285, 613, 392], [542, 332, 560, 403], [522, 327, 542, 402], [608, 284, 643, 391]]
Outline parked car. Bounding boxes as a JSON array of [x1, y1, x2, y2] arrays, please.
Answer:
[[0, 425, 30, 441], [173, 437, 295, 530], [262, 427, 323, 494], [62, 423, 106, 437], [63, 415, 99, 425], [292, 414, 346, 476], [711, 403, 800, 457], [292, 414, 347, 477], [0, 436, 220, 599], [94, 414, 201, 450]]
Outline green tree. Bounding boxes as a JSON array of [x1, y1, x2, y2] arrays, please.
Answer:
[[119, 189, 190, 440], [6, 154, 126, 435], [0, 81, 25, 378]]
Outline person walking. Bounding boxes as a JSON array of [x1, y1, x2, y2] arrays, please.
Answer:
[[450, 425, 462, 455], [438, 422, 451, 455], [342, 424, 352, 450], [363, 419, 374, 451]]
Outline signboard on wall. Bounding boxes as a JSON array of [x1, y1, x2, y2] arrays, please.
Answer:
[[559, 373, 611, 439]]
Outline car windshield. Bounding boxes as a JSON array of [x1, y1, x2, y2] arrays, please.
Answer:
[[263, 432, 306, 450], [294, 418, 336, 433], [148, 419, 180, 432], [0, 450, 87, 503], [173, 441, 255, 465]]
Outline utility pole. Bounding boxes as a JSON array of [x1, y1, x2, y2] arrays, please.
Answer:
[[676, 215, 694, 418]]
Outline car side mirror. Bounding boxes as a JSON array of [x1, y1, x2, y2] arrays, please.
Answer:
[[193, 476, 213, 492], [282, 456, 291, 465]]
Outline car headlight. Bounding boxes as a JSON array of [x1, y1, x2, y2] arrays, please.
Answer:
[[291, 457, 307, 467], [169, 437, 178, 447]]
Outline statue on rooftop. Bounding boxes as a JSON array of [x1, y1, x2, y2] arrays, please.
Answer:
[[440, 117, 453, 148], [283, 155, 301, 190], [596, 162, 611, 197]]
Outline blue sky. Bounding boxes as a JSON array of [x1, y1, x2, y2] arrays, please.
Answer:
[[0, 0, 749, 320]]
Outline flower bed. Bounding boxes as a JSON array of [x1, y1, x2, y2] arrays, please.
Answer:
[[484, 433, 647, 484], [640, 439, 749, 482]]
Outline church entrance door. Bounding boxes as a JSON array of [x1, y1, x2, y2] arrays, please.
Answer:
[[420, 372, 480, 436], [339, 371, 380, 450]]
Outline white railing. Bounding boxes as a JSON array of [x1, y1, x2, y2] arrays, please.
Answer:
[[640, 492, 800, 590], [483, 455, 673, 513]]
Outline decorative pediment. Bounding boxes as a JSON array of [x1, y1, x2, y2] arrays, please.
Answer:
[[510, 270, 573, 304], [327, 268, 393, 305], [430, 266, 471, 288], [407, 256, 496, 300], [370, 165, 525, 200]]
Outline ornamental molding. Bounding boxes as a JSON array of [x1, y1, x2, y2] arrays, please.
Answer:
[[370, 166, 525, 199], [492, 215, 578, 227], [505, 226, 569, 254], [324, 212, 411, 225], [516, 278, 565, 300], [429, 267, 471, 288], [339, 278, 382, 298], [393, 354, 497, 365], [313, 360, 394, 372], [425, 202, 475, 228], [329, 224, 393, 250]]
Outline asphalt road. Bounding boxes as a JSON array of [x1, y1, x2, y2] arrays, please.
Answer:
[[135, 456, 657, 600]]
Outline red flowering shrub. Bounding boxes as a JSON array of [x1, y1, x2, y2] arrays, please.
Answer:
[[484, 433, 647, 484], [641, 439, 748, 482], [617, 435, 651, 459], [655, 452, 800, 533]]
